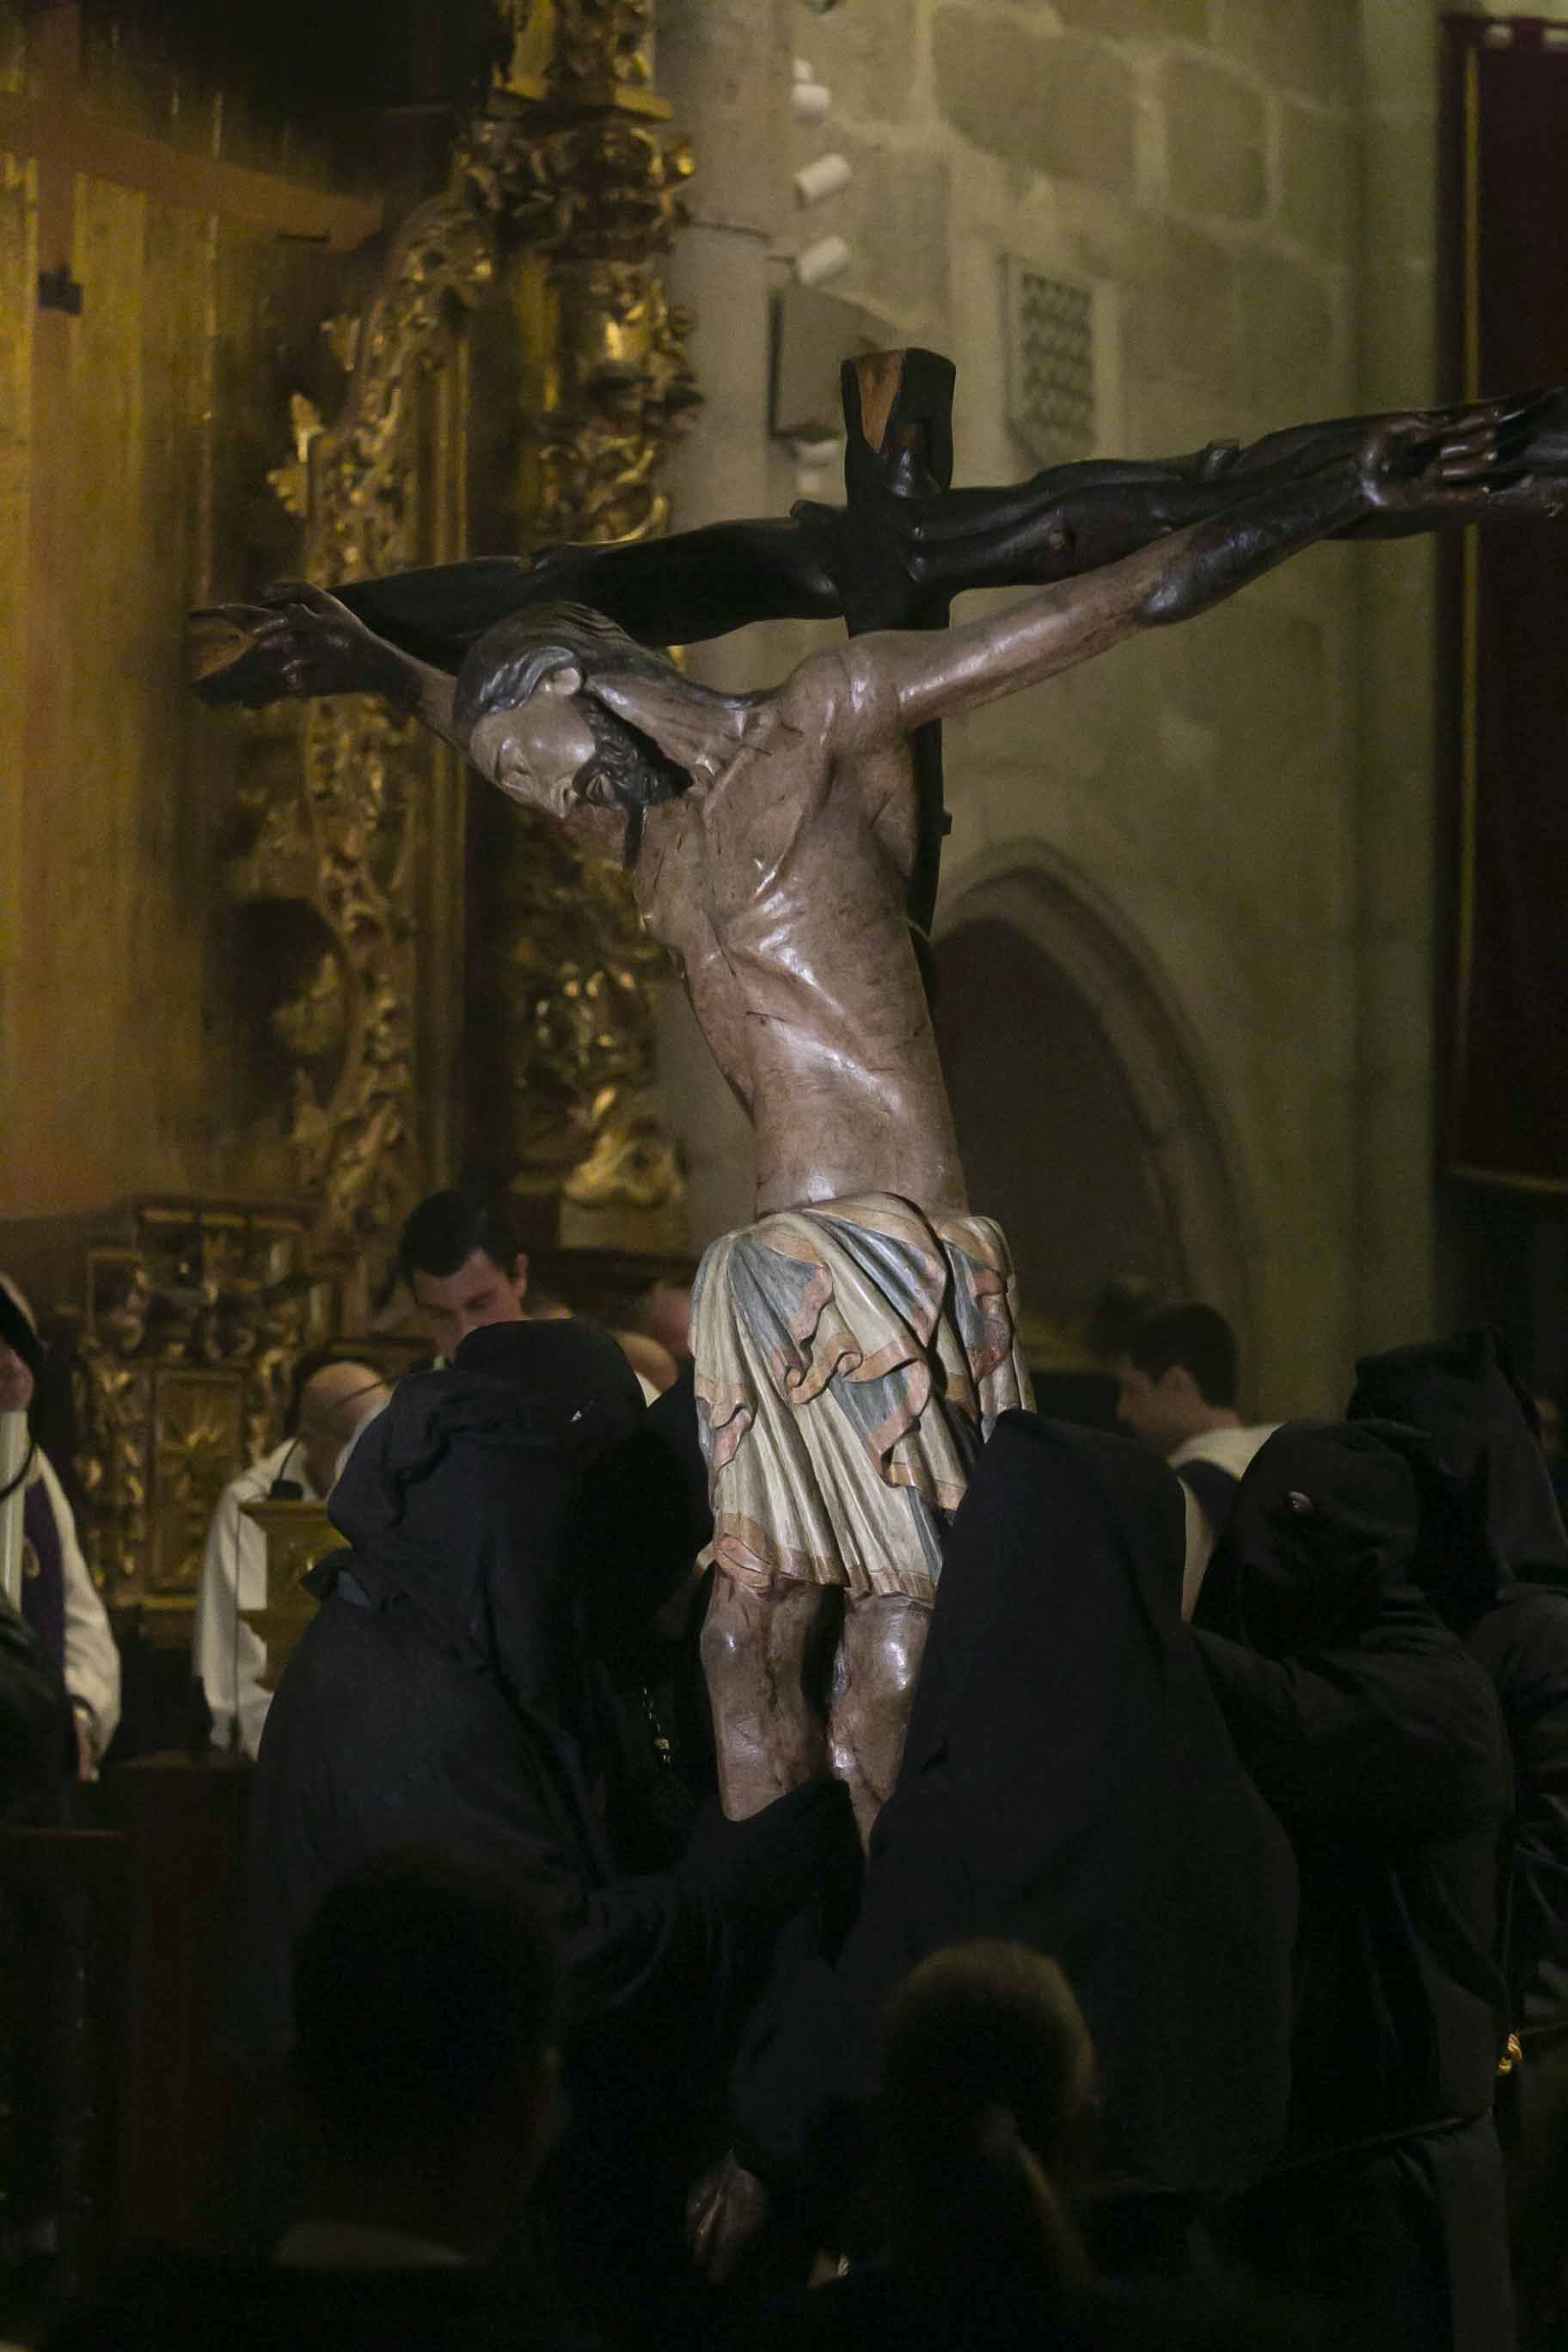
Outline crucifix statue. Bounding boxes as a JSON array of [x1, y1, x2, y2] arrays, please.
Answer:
[[193, 361, 1556, 1841]]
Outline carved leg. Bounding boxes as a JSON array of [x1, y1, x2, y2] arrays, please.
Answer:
[[699, 1567, 837, 1822], [828, 1594, 933, 1850]]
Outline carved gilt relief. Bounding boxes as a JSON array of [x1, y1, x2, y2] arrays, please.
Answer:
[[70, 1203, 329, 1637], [228, 0, 697, 1267]]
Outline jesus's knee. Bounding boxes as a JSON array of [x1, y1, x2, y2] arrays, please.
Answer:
[[829, 1595, 933, 1831], [835, 1593, 932, 1708], [700, 1571, 837, 1817], [701, 1572, 834, 1701]]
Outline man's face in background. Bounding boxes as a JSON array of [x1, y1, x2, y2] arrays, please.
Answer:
[[1112, 1357, 1204, 1457], [410, 1248, 530, 1358]]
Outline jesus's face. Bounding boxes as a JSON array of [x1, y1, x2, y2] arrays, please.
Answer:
[[468, 671, 599, 818]]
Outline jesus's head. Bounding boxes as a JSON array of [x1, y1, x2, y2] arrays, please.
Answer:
[[455, 603, 692, 839]]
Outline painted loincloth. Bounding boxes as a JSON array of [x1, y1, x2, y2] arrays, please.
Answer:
[[692, 1193, 1033, 1602]]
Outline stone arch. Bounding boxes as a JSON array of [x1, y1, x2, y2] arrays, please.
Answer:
[[934, 839, 1258, 1366]]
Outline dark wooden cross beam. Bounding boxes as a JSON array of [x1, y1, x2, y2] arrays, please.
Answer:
[[204, 334, 1568, 999], [822, 348, 958, 965]]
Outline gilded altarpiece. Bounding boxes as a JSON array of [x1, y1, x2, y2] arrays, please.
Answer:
[[0, 3, 695, 1634]]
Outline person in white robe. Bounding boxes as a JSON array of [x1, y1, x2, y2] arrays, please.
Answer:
[[193, 1353, 389, 1757]]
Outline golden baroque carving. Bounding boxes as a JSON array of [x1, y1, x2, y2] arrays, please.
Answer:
[[237, 1497, 343, 1689], [70, 1204, 326, 1631], [493, 0, 657, 100], [305, 190, 496, 585], [238, 12, 696, 1250], [536, 258, 696, 545], [493, 99, 696, 1227], [230, 183, 497, 1255], [287, 186, 499, 1250]]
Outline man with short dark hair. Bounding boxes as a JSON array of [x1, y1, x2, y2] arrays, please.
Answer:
[[397, 1188, 530, 1358], [1113, 1302, 1277, 1614]]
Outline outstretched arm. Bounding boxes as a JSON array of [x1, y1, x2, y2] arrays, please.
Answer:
[[842, 403, 1533, 741], [191, 582, 466, 750], [856, 388, 1568, 596], [193, 516, 842, 708]]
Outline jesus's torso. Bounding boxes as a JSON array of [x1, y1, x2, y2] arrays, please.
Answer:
[[632, 657, 968, 1220]]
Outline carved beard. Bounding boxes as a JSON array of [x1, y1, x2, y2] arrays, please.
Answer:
[[575, 696, 690, 866]]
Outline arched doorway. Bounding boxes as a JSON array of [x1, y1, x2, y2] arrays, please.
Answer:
[[934, 847, 1254, 1369]]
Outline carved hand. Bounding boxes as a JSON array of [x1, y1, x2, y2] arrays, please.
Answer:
[[188, 581, 407, 707], [684, 2149, 771, 2282], [1355, 395, 1548, 515]]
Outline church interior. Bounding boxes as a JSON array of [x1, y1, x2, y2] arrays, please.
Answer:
[[3, 2, 1568, 2346]]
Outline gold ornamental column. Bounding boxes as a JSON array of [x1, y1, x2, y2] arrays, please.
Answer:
[[237, 1496, 340, 1688], [474, 3, 698, 1253], [240, 3, 698, 1285]]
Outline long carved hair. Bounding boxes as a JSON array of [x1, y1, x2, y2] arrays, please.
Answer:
[[453, 601, 679, 734], [454, 603, 732, 837]]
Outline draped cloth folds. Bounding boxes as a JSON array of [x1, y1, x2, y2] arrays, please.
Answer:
[[691, 1194, 1033, 1601]]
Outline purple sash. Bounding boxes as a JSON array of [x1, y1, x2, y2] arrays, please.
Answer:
[[21, 1471, 66, 1669]]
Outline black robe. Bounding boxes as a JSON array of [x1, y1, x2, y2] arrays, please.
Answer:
[[1347, 1329, 1568, 2035], [1348, 1332, 1568, 2347], [236, 1322, 855, 2343], [0, 1591, 72, 1822], [1191, 1419, 1512, 2350], [732, 1414, 1298, 2245]]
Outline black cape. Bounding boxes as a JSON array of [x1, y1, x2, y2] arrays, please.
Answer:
[[238, 1319, 695, 2053], [240, 1318, 843, 2053], [1348, 1330, 1568, 2037], [1192, 1418, 1510, 2156], [0, 1592, 72, 1822], [733, 1413, 1298, 2211], [1192, 1420, 1514, 2346], [236, 1320, 854, 2343]]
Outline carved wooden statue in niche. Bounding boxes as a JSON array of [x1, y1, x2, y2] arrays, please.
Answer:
[[194, 370, 1549, 1842]]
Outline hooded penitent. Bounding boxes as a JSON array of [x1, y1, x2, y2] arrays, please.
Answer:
[[1347, 1328, 1568, 1623], [1192, 1419, 1510, 2154], [323, 1317, 646, 1742], [1191, 1421, 1514, 2347], [732, 1412, 1299, 2211], [239, 1319, 652, 2049], [1349, 1331, 1568, 2037]]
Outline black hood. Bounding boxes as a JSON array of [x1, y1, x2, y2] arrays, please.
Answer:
[[1194, 1419, 1424, 1657], [326, 1319, 644, 1715], [1348, 1328, 1568, 1619], [733, 1412, 1297, 2201]]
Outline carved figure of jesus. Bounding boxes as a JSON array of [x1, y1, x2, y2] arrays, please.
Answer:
[[194, 399, 1528, 1839]]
